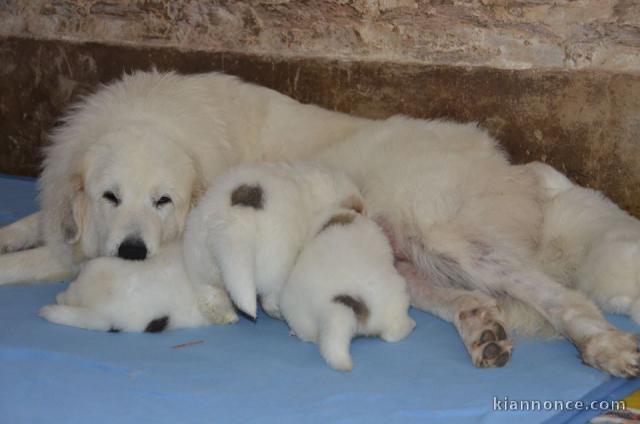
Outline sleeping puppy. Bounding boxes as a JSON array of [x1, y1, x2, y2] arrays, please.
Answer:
[[280, 207, 415, 371], [38, 241, 234, 332], [183, 162, 364, 322], [185, 162, 414, 370]]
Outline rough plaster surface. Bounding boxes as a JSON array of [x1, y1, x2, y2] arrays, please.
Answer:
[[1, 0, 640, 72], [1, 36, 639, 216]]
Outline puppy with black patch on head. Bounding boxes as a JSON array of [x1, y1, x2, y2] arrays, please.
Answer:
[[39, 241, 228, 333], [184, 162, 415, 370]]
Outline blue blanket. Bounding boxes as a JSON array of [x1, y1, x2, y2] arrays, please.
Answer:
[[0, 175, 638, 423]]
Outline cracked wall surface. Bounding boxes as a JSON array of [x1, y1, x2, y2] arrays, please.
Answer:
[[1, 0, 640, 72]]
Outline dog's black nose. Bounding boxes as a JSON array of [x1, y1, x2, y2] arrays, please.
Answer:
[[117, 237, 148, 260]]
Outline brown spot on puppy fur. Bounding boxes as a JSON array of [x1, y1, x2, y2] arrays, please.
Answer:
[[320, 212, 356, 233], [231, 184, 263, 209], [333, 295, 370, 324]]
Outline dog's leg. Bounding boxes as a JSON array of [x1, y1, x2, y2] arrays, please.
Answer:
[[319, 305, 357, 371], [0, 246, 71, 285], [461, 242, 640, 378], [396, 261, 512, 368], [0, 212, 42, 254], [39, 304, 114, 331]]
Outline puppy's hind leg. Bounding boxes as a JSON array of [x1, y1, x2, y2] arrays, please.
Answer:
[[396, 261, 512, 368], [39, 305, 115, 332], [319, 306, 357, 371]]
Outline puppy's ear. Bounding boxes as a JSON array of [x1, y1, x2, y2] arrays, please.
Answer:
[[61, 173, 87, 244], [341, 194, 365, 214]]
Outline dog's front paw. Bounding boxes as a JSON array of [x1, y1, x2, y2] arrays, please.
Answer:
[[456, 305, 513, 368], [579, 330, 640, 378]]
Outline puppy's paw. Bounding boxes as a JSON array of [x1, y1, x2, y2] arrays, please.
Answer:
[[324, 354, 353, 372], [39, 305, 85, 328], [39, 304, 113, 331], [260, 294, 283, 320], [196, 286, 239, 325], [211, 310, 239, 325], [579, 330, 640, 378], [456, 305, 513, 368], [380, 317, 416, 342]]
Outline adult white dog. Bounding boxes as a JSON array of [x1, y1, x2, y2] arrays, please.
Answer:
[[1, 71, 639, 377]]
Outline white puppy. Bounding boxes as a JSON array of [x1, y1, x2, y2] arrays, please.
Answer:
[[280, 208, 415, 371], [39, 241, 223, 332], [530, 162, 640, 323], [185, 162, 414, 370], [183, 162, 364, 321]]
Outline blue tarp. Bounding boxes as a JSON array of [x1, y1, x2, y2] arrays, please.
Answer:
[[0, 174, 638, 423]]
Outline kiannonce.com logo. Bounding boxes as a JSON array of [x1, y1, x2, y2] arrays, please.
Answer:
[[493, 396, 626, 412]]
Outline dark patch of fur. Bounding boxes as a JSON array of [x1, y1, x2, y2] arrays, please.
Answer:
[[231, 184, 263, 209], [108, 327, 121, 333], [333, 295, 370, 324], [320, 212, 356, 233], [145, 316, 169, 333]]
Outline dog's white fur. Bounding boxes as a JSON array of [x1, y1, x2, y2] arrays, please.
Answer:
[[0, 71, 639, 376], [281, 209, 415, 371], [183, 162, 364, 321], [39, 241, 214, 332], [531, 162, 640, 322]]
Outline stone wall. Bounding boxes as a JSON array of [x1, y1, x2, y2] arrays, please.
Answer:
[[2, 0, 640, 72], [0, 1, 639, 216]]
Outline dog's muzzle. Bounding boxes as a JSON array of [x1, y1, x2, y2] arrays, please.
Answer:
[[117, 237, 148, 261]]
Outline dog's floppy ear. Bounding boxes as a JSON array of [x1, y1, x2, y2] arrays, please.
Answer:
[[61, 173, 87, 244]]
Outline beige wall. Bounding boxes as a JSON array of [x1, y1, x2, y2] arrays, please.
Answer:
[[2, 0, 640, 72]]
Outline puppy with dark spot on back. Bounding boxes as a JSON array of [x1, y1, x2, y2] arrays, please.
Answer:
[[184, 162, 415, 371], [184, 162, 366, 322], [280, 208, 415, 371]]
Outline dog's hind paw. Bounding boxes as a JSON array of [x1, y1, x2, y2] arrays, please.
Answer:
[[456, 305, 513, 368], [579, 330, 640, 378]]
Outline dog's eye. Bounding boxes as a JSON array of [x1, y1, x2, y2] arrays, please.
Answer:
[[154, 195, 172, 208], [102, 191, 120, 206]]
